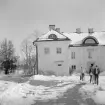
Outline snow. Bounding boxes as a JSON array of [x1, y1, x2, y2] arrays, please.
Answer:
[[79, 76, 105, 104], [93, 91, 105, 104], [0, 75, 79, 105], [37, 30, 69, 41], [63, 32, 105, 45], [0, 74, 105, 105], [30, 74, 79, 82]]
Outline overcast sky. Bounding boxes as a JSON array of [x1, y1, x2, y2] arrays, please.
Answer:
[[0, 0, 105, 58]]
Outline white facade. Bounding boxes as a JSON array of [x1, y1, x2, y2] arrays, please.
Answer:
[[69, 46, 105, 73], [34, 26, 105, 75], [36, 41, 70, 75]]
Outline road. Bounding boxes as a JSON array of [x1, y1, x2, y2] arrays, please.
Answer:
[[35, 83, 97, 105]]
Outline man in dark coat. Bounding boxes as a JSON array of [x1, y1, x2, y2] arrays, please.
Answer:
[[94, 65, 100, 85]]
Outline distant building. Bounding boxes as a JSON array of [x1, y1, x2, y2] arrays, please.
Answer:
[[33, 25, 105, 75]]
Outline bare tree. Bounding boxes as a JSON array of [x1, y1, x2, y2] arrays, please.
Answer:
[[21, 30, 41, 75], [0, 39, 15, 60], [21, 39, 32, 74]]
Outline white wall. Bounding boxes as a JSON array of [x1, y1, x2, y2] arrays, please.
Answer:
[[36, 41, 70, 76], [69, 46, 105, 73], [36, 40, 105, 75]]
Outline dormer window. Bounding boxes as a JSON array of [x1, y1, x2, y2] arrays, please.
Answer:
[[82, 36, 99, 45], [84, 38, 96, 44], [48, 34, 57, 40]]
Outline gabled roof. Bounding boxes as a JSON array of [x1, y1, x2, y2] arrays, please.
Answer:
[[35, 30, 71, 42], [63, 32, 105, 45]]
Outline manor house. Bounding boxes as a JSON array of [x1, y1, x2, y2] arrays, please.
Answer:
[[33, 25, 105, 75]]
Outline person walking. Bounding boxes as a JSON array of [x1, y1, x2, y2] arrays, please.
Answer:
[[80, 67, 85, 81], [94, 65, 100, 85], [89, 64, 94, 84]]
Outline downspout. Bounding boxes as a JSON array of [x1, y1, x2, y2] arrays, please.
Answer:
[[33, 41, 38, 75], [36, 45, 38, 74]]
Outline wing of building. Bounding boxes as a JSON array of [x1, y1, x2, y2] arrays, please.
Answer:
[[33, 26, 105, 76]]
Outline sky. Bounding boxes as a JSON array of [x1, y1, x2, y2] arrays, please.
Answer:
[[0, 0, 105, 58]]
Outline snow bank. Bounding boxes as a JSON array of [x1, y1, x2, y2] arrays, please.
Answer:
[[0, 75, 79, 105], [92, 76, 105, 104], [80, 76, 105, 104], [30, 75, 79, 82], [93, 91, 105, 104]]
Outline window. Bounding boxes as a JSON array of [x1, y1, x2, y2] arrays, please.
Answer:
[[48, 34, 57, 40], [44, 48, 50, 54], [82, 36, 99, 45], [58, 64, 62, 66], [57, 48, 62, 54], [88, 51, 92, 59], [85, 38, 96, 44], [71, 52, 75, 59], [72, 65, 76, 70]]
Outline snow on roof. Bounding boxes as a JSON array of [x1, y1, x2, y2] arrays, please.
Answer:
[[35, 28, 105, 45], [63, 32, 105, 45], [37, 30, 70, 41]]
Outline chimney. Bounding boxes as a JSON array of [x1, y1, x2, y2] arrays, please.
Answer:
[[88, 28, 94, 34], [49, 25, 55, 31], [55, 28, 60, 33], [76, 28, 81, 34]]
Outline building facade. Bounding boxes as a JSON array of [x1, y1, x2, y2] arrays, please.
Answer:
[[33, 25, 105, 75]]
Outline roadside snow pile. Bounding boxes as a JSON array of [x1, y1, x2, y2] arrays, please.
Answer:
[[92, 76, 105, 105], [0, 82, 36, 105], [80, 76, 105, 105], [0, 75, 79, 105], [30, 75, 79, 82], [92, 91, 105, 104]]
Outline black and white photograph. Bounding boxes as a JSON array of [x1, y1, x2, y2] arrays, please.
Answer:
[[0, 0, 105, 105]]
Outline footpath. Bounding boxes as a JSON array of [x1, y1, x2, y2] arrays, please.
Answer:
[[35, 83, 97, 105]]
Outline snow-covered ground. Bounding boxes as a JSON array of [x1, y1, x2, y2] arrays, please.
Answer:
[[0, 74, 105, 105], [80, 76, 105, 105], [0, 75, 80, 105]]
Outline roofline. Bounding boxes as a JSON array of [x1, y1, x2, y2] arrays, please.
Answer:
[[69, 44, 105, 47], [38, 30, 71, 41], [59, 32, 71, 40], [33, 38, 70, 43]]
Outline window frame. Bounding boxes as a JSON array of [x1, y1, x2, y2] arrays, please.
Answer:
[[48, 34, 58, 40], [72, 65, 76, 70], [71, 52, 75, 59], [56, 47, 62, 54], [44, 47, 50, 54]]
